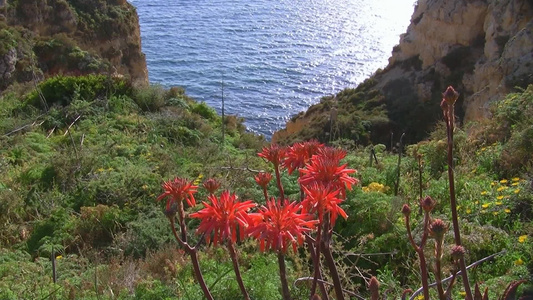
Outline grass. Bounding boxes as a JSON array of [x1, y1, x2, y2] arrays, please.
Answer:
[[0, 77, 531, 299]]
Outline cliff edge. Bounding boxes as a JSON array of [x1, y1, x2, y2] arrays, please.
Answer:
[[273, 0, 533, 145], [0, 0, 148, 91]]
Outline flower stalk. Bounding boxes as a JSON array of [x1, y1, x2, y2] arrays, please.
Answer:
[[403, 203, 430, 300], [227, 240, 250, 300], [441, 86, 473, 300]]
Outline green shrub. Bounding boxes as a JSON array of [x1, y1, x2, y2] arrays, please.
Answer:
[[132, 84, 166, 112], [26, 74, 131, 109], [26, 208, 76, 257], [191, 101, 218, 121]]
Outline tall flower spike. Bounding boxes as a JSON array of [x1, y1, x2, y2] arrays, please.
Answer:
[[283, 140, 323, 175], [302, 183, 347, 226], [443, 86, 459, 106], [420, 195, 436, 213], [258, 144, 287, 168], [299, 150, 358, 197], [203, 178, 221, 194], [248, 198, 316, 253], [254, 172, 273, 189], [190, 191, 256, 246], [157, 177, 198, 210]]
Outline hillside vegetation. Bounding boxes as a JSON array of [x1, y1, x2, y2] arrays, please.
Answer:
[[0, 77, 532, 299]]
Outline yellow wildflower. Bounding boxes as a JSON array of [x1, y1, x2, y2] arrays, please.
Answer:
[[512, 177, 520, 182], [512, 182, 519, 186], [97, 168, 105, 172], [514, 189, 520, 194], [481, 191, 488, 196], [459, 291, 467, 297], [514, 258, 524, 266], [500, 179, 508, 184], [481, 147, 486, 151], [142, 184, 148, 190], [362, 187, 369, 193], [496, 195, 504, 200], [363, 182, 389, 193], [466, 209, 472, 214], [482, 203, 490, 208], [497, 186, 507, 192], [457, 206, 461, 210], [518, 235, 528, 243], [491, 182, 497, 186], [495, 201, 503, 205], [416, 295, 425, 300], [56, 255, 63, 260], [505, 209, 511, 213], [493, 211, 499, 216]]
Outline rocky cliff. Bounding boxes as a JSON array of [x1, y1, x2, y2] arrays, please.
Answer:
[[273, 0, 533, 145], [0, 0, 147, 91]]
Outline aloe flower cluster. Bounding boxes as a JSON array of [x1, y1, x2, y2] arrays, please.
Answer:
[[155, 140, 359, 300]]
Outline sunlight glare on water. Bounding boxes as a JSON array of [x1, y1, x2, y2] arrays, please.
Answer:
[[132, 0, 417, 137]]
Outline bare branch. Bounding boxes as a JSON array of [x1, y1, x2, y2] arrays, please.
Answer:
[[409, 250, 506, 300], [293, 277, 365, 300], [219, 166, 263, 173], [64, 115, 82, 136]]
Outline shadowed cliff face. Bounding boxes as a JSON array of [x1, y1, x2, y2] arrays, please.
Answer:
[[273, 0, 533, 146], [0, 0, 147, 90]]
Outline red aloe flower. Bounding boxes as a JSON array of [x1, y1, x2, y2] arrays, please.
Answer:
[[203, 178, 221, 194], [190, 191, 256, 246], [157, 177, 198, 210], [254, 172, 273, 189], [283, 140, 324, 175], [248, 198, 317, 253], [258, 144, 287, 168], [302, 183, 347, 226], [299, 150, 358, 196], [317, 146, 347, 163]]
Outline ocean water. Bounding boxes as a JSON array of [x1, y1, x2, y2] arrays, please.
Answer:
[[132, 0, 416, 137]]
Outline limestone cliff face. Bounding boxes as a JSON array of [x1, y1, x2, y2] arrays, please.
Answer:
[[0, 0, 147, 91], [391, 0, 533, 121], [273, 0, 533, 145]]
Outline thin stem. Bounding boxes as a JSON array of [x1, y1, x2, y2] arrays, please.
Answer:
[[394, 133, 405, 196], [445, 102, 473, 300], [189, 247, 214, 300], [417, 155, 423, 214], [310, 223, 322, 298], [306, 235, 329, 300], [262, 186, 269, 203], [404, 213, 430, 300], [434, 241, 445, 299], [177, 202, 188, 243], [278, 251, 291, 300], [169, 216, 189, 250], [321, 242, 345, 300], [320, 217, 344, 300], [410, 250, 505, 300], [227, 241, 250, 300], [169, 217, 214, 300], [274, 165, 285, 201]]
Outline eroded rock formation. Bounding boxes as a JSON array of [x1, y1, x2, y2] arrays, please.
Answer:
[[274, 0, 533, 145], [0, 0, 147, 91]]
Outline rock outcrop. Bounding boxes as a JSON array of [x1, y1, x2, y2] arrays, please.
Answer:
[[0, 0, 147, 91], [273, 0, 533, 145]]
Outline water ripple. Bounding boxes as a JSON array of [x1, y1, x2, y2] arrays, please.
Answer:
[[132, 0, 416, 137]]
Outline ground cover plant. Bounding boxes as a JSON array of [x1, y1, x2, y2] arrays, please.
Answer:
[[0, 76, 531, 299]]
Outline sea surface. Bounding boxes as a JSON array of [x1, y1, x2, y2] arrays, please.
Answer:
[[132, 0, 417, 137]]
